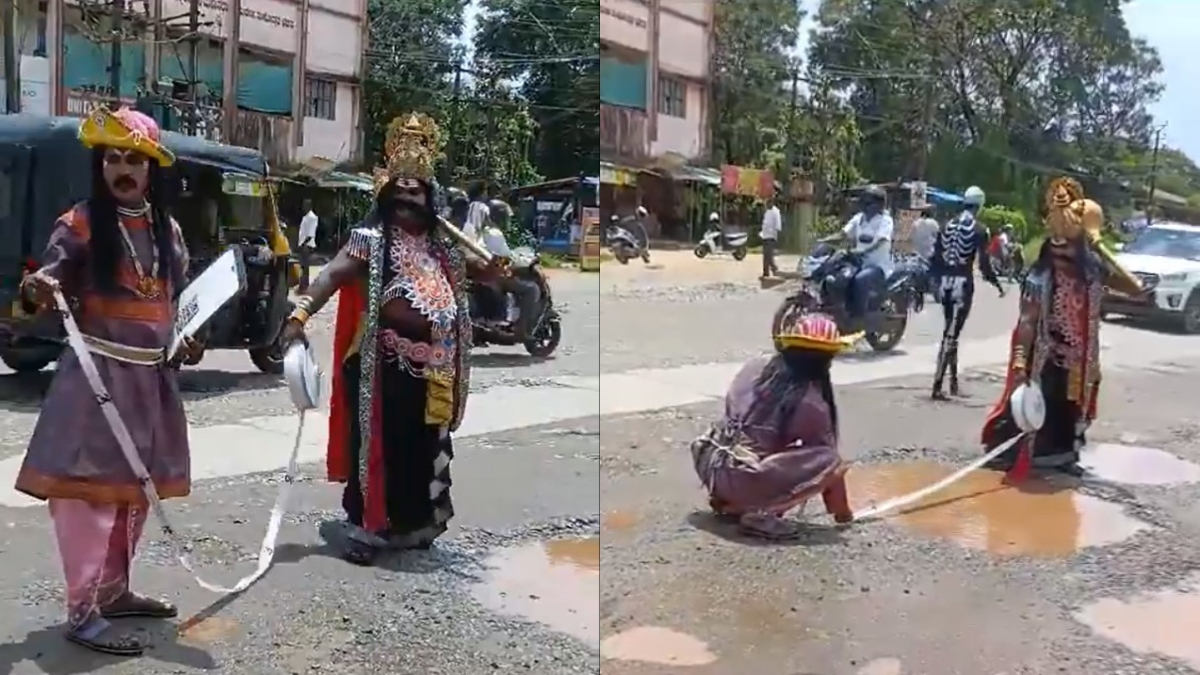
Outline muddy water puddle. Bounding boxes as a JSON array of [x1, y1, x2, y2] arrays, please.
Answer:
[[1077, 574, 1200, 668], [601, 626, 718, 667], [1080, 443, 1200, 485], [177, 616, 240, 643], [473, 537, 599, 646], [601, 510, 639, 533], [848, 461, 1151, 557]]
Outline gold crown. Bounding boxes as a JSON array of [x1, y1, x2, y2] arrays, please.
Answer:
[[373, 113, 441, 193]]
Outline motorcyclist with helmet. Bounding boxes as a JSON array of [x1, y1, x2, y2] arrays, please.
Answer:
[[445, 186, 470, 227], [821, 184, 894, 332], [928, 185, 1004, 399], [484, 198, 541, 341]]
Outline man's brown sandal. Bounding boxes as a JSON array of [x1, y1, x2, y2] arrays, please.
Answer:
[[102, 593, 178, 619]]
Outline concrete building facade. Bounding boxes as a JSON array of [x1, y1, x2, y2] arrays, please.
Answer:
[[2, 0, 367, 167], [599, 0, 713, 166]]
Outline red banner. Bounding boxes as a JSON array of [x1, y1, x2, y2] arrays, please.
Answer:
[[720, 164, 775, 199]]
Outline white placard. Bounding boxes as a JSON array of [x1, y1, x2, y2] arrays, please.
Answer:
[[170, 248, 246, 359]]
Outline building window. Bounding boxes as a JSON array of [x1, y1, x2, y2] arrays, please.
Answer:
[[35, 1, 47, 56], [659, 75, 685, 118], [305, 77, 336, 120]]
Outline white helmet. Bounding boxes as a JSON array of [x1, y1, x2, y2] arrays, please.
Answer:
[[963, 186, 986, 207], [635, 206, 648, 217], [709, 212, 720, 222]]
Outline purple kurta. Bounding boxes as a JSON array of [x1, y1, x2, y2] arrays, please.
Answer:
[[15, 202, 191, 504], [691, 356, 845, 512]]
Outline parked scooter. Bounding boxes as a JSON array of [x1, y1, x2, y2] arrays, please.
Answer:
[[607, 213, 652, 265], [694, 213, 749, 261]]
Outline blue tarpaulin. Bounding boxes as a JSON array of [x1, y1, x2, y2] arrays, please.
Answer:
[[927, 188, 963, 204]]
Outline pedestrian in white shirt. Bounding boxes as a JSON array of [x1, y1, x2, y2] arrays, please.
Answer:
[[822, 184, 894, 328], [297, 199, 319, 291], [464, 182, 491, 241], [760, 200, 782, 277], [910, 206, 940, 263]]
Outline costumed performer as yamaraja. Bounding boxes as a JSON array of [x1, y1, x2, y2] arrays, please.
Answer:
[[279, 113, 503, 565], [17, 107, 198, 656], [982, 177, 1143, 476], [690, 313, 858, 539]]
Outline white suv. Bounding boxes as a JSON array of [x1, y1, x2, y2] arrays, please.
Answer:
[[1104, 221, 1200, 333]]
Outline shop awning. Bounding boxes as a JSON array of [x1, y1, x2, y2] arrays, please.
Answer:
[[600, 161, 638, 186], [315, 171, 374, 191], [670, 165, 721, 186], [927, 188, 963, 204]]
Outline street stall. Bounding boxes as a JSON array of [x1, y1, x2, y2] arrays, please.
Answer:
[[599, 161, 640, 225], [669, 165, 722, 242], [717, 163, 776, 239], [510, 175, 599, 257]]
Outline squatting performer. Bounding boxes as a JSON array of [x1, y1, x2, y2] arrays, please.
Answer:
[[982, 178, 1143, 476]]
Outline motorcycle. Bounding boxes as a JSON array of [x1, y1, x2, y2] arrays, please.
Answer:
[[469, 246, 563, 358], [774, 245, 914, 352], [607, 219, 651, 265], [694, 227, 749, 261]]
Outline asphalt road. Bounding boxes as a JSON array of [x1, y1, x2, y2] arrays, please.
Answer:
[[600, 361, 1200, 675], [3, 250, 1200, 674]]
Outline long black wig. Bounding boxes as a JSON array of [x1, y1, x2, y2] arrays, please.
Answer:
[[87, 148, 178, 292], [754, 348, 839, 445]]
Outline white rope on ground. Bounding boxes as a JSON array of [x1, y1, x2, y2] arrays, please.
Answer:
[[852, 432, 1027, 522], [55, 290, 305, 594]]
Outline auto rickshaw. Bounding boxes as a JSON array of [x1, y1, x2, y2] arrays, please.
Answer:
[[0, 114, 300, 374]]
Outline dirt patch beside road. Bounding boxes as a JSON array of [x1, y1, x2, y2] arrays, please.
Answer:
[[600, 250, 799, 292]]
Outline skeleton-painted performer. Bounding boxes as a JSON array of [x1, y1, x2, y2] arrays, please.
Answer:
[[16, 108, 197, 656], [278, 114, 502, 565], [930, 185, 1005, 399], [982, 178, 1143, 476]]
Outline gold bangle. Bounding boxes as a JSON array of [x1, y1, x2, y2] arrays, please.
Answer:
[[288, 308, 311, 325]]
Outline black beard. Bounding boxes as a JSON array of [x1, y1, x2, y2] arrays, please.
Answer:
[[112, 177, 138, 192]]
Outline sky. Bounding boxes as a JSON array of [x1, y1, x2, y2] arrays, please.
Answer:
[[792, 0, 1199, 161], [1123, 0, 1195, 159]]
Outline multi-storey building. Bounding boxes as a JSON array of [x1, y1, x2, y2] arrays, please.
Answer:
[[2, 0, 367, 167], [599, 0, 712, 167]]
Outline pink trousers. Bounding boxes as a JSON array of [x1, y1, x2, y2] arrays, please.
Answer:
[[49, 499, 147, 630]]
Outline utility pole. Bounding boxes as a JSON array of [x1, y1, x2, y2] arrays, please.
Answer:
[[1, 0, 18, 113], [783, 66, 800, 250], [784, 67, 800, 172], [187, 0, 199, 134], [109, 0, 123, 104], [444, 61, 464, 184], [1146, 124, 1165, 226]]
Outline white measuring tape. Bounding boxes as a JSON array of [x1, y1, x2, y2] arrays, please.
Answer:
[[55, 290, 318, 594], [852, 432, 1028, 522]]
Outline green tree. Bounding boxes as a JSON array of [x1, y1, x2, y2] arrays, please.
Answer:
[[711, 0, 804, 168], [474, 0, 598, 180], [446, 70, 542, 189], [805, 0, 1174, 215], [361, 0, 467, 166]]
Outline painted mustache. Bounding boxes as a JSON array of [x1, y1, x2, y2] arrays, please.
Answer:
[[113, 175, 138, 191]]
